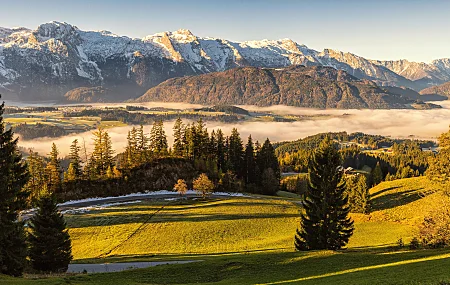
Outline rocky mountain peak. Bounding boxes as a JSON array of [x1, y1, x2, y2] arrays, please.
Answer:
[[35, 21, 79, 41]]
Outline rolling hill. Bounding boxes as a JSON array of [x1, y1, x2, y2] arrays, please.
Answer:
[[135, 65, 413, 109]]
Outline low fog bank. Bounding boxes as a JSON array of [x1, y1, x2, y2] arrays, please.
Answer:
[[16, 102, 450, 157]]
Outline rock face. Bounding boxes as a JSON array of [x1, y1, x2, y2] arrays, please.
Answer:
[[1, 21, 449, 102], [135, 66, 412, 109]]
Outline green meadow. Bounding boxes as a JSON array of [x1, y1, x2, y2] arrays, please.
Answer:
[[2, 177, 450, 284]]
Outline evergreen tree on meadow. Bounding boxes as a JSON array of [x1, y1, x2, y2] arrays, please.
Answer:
[[0, 96, 29, 276], [29, 195, 72, 273], [295, 137, 354, 251], [346, 174, 370, 214]]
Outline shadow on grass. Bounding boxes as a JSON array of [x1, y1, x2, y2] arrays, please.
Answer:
[[65, 247, 450, 285], [68, 212, 300, 228], [370, 188, 426, 211], [66, 200, 299, 228]]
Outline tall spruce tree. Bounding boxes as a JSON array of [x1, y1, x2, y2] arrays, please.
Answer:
[[295, 137, 354, 251], [29, 195, 72, 273], [256, 138, 280, 181], [46, 143, 61, 193], [372, 162, 383, 185], [172, 117, 185, 156], [244, 135, 257, 184], [215, 129, 226, 171], [228, 128, 244, 177], [24, 150, 47, 206], [0, 97, 29, 276], [68, 139, 82, 177], [91, 127, 114, 176], [149, 120, 167, 154]]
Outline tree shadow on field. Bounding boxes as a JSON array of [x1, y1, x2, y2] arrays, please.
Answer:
[[370, 187, 427, 211], [67, 211, 300, 228], [68, 247, 450, 285], [369, 186, 400, 199]]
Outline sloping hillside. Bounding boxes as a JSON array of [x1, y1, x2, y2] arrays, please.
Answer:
[[136, 66, 411, 109]]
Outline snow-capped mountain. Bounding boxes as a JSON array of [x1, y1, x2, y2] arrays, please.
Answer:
[[0, 21, 448, 101]]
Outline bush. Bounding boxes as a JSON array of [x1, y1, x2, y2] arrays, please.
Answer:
[[409, 237, 421, 250], [418, 200, 450, 248]]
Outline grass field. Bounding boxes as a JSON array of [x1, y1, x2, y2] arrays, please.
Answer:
[[2, 177, 450, 284]]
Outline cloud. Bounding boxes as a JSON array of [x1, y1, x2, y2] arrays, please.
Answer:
[[16, 102, 450, 157]]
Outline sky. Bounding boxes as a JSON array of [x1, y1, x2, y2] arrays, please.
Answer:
[[1, 0, 449, 63]]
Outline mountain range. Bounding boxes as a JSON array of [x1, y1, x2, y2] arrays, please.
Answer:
[[1, 21, 450, 106]]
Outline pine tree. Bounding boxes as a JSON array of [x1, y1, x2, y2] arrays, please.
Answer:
[[68, 139, 82, 177], [46, 143, 61, 193], [64, 163, 78, 182], [91, 128, 115, 176], [346, 174, 370, 214], [244, 135, 257, 184], [295, 137, 354, 251], [256, 138, 280, 181], [173, 117, 185, 156], [29, 195, 72, 273], [372, 162, 383, 185], [228, 128, 244, 177], [136, 125, 150, 163], [0, 97, 29, 276], [215, 129, 226, 171], [150, 121, 168, 154], [261, 168, 279, 195], [24, 150, 47, 206]]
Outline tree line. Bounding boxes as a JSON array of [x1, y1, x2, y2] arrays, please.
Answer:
[[24, 118, 280, 206]]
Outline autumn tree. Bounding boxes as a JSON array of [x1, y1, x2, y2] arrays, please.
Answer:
[[193, 173, 214, 199], [174, 179, 188, 196], [427, 128, 450, 193]]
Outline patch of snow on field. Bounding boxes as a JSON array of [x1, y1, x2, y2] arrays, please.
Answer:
[[58, 190, 248, 206], [61, 200, 142, 214]]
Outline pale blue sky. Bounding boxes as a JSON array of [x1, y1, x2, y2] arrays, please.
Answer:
[[1, 0, 449, 62]]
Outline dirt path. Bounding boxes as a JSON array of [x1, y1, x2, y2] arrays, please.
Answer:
[[68, 260, 200, 273]]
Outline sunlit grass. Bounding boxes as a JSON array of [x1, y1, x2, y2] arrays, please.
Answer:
[[3, 177, 450, 284]]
